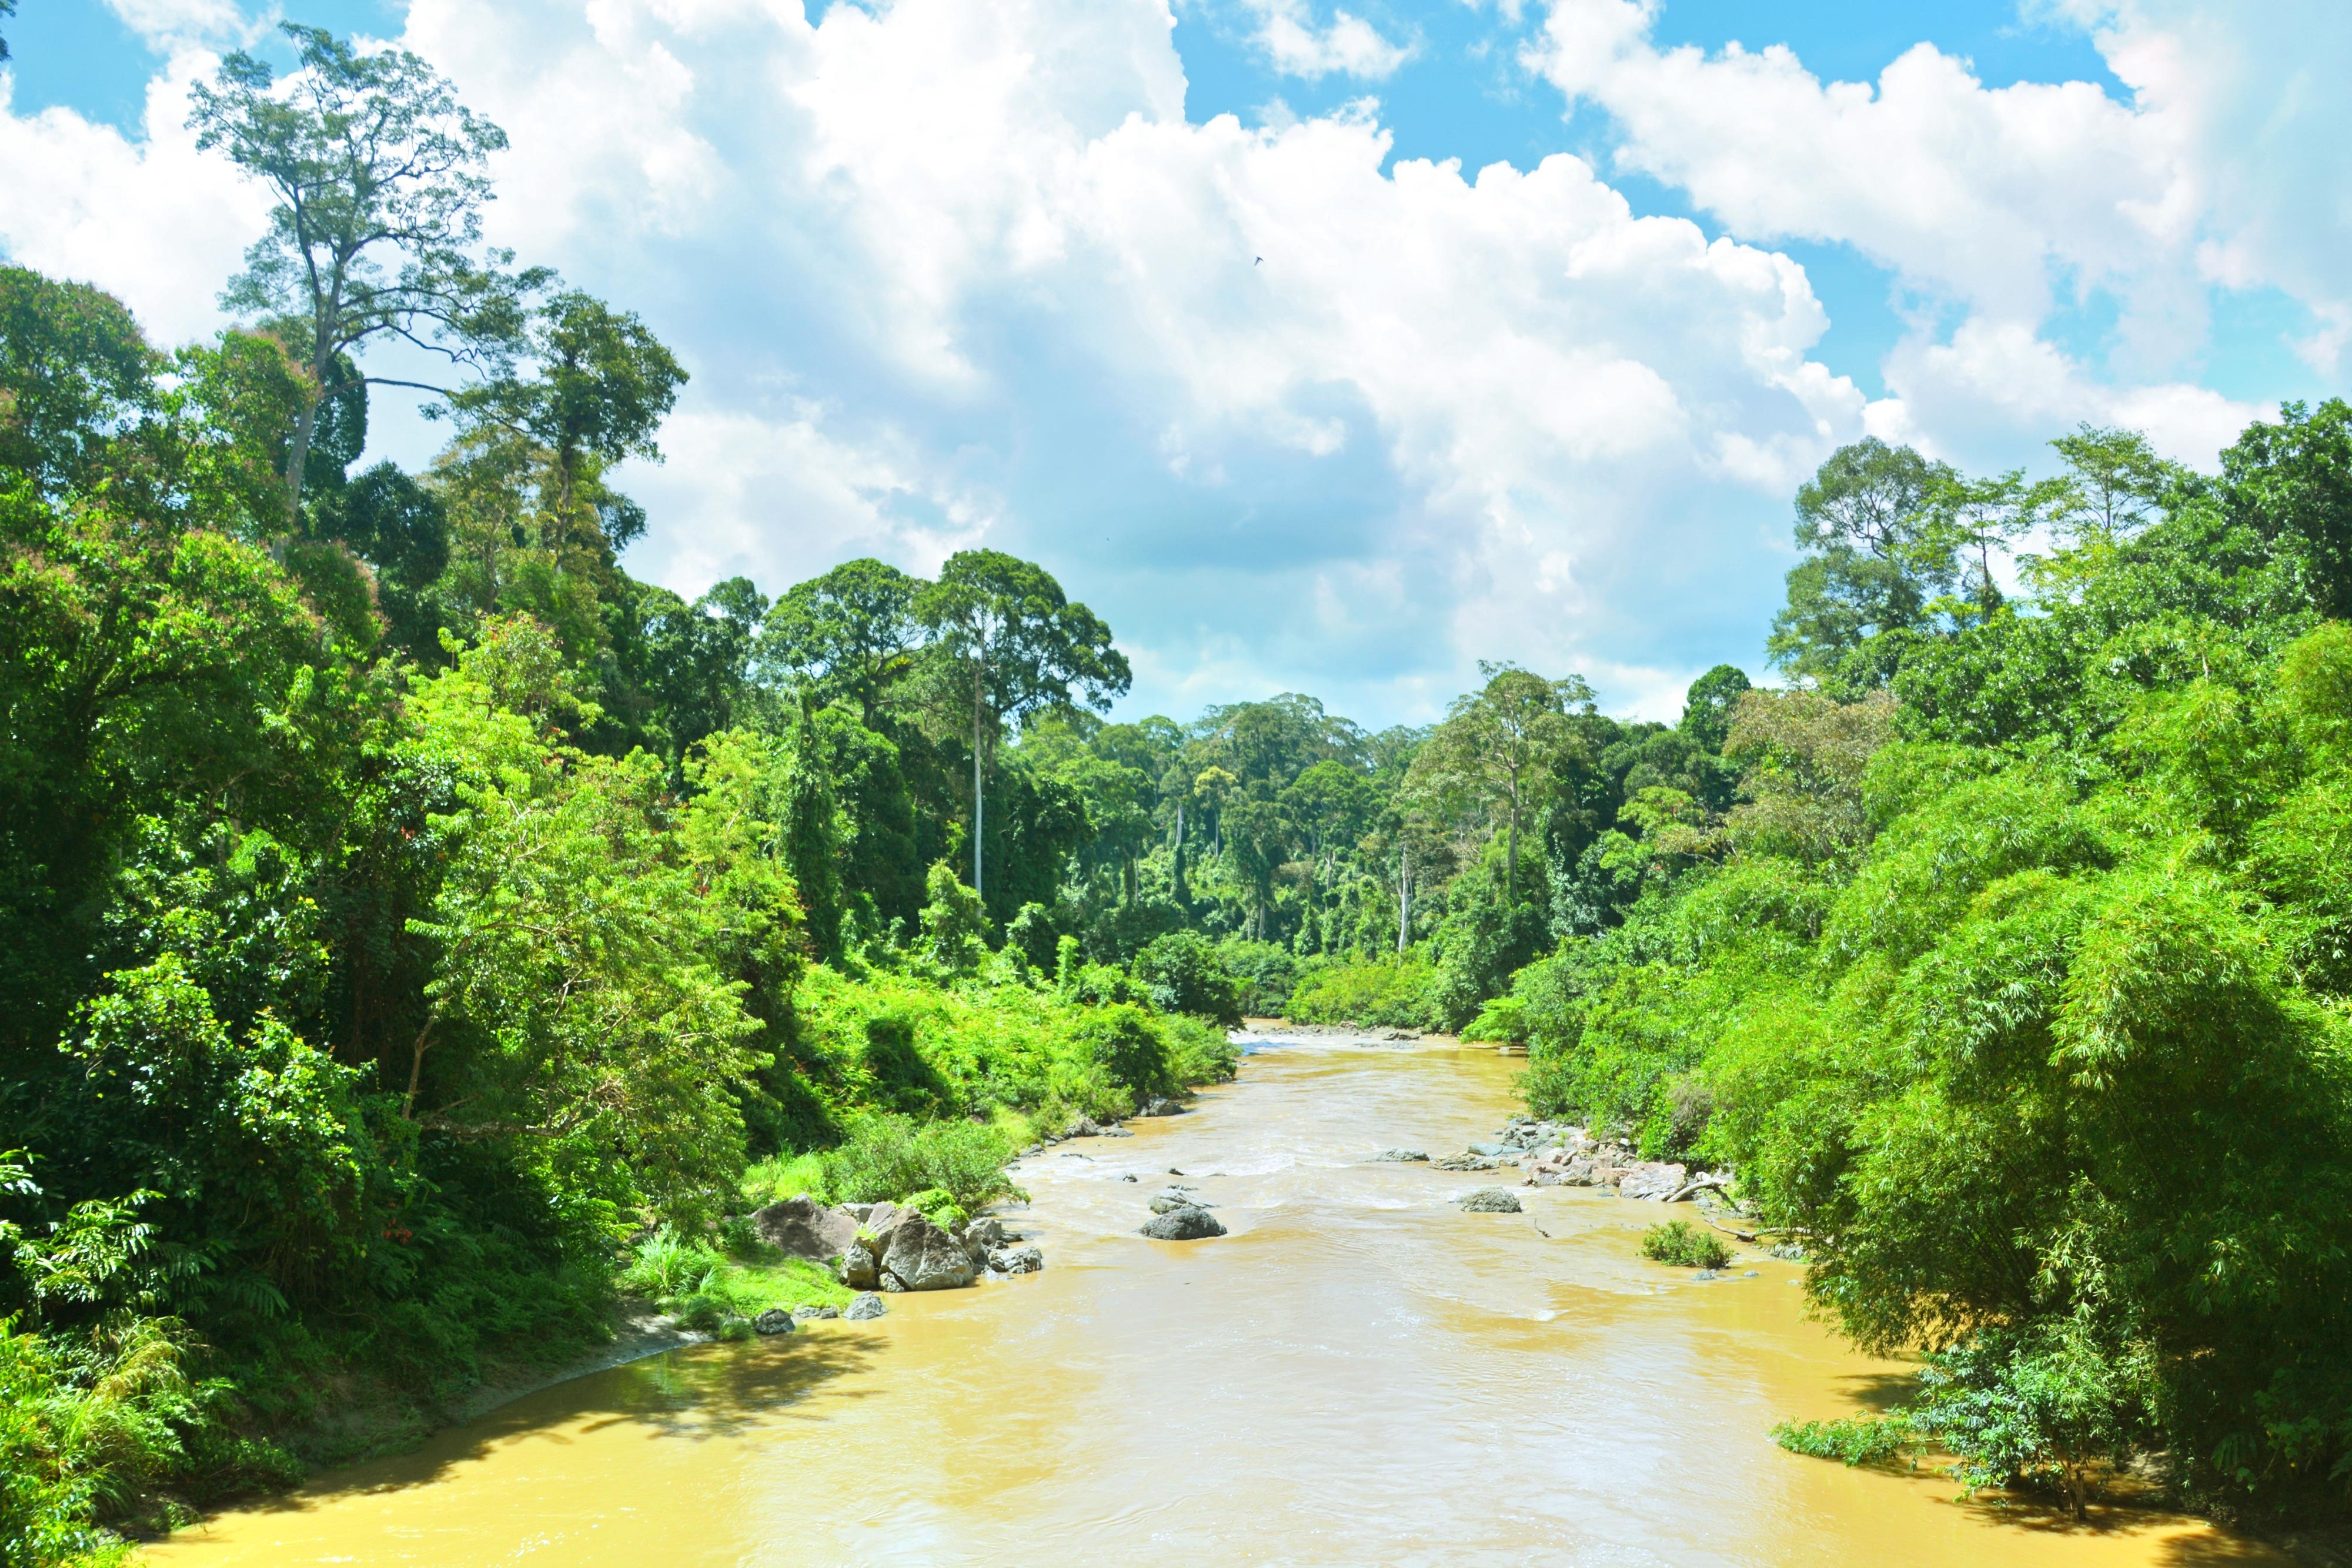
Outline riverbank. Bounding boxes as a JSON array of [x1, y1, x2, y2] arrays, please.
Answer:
[[147, 1027, 2297, 1567]]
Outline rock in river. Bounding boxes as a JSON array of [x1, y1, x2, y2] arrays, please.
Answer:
[[791, 1305, 839, 1322], [752, 1309, 796, 1335], [836, 1238, 880, 1290], [1458, 1187, 1522, 1213], [880, 1211, 977, 1291], [1372, 1148, 1429, 1162], [843, 1292, 888, 1320], [1618, 1162, 1688, 1202], [1140, 1206, 1227, 1241], [1150, 1188, 1214, 1214], [751, 1194, 861, 1262], [990, 1245, 1044, 1274], [1138, 1098, 1187, 1116]]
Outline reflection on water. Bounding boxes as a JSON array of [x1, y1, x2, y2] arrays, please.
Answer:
[[146, 1035, 2281, 1567]]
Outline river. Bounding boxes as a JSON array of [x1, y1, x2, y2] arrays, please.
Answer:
[[147, 1030, 2279, 1566]]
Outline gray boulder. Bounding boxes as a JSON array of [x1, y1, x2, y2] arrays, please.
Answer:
[[1433, 1152, 1505, 1172], [1139, 1098, 1186, 1116], [1149, 1188, 1214, 1214], [752, 1308, 796, 1335], [751, 1195, 861, 1262], [990, 1244, 1044, 1274], [836, 1238, 880, 1290], [965, 1216, 1008, 1248], [844, 1292, 887, 1320], [1619, 1162, 1689, 1202], [880, 1212, 978, 1291], [1097, 1125, 1134, 1138], [791, 1305, 839, 1322], [1371, 1148, 1429, 1162], [1140, 1205, 1227, 1241], [1458, 1187, 1522, 1213]]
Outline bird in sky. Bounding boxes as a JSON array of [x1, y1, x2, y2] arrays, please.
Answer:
[[1254, 256, 1262, 265]]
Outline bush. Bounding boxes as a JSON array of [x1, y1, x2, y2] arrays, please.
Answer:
[[618, 1229, 724, 1299], [1068, 1004, 1178, 1102], [1161, 1014, 1241, 1086], [824, 1113, 1020, 1212], [1770, 1415, 1918, 1468], [1285, 950, 1440, 1029], [1131, 932, 1244, 1027], [1214, 938, 1298, 1016], [1640, 1220, 1733, 1269], [0, 1319, 131, 1568], [902, 1188, 968, 1231]]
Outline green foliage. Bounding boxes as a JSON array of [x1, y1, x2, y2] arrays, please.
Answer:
[[821, 1115, 1018, 1214], [1131, 931, 1245, 1027], [1285, 950, 1441, 1029], [1770, 1414, 1918, 1469], [1639, 1221, 1732, 1270]]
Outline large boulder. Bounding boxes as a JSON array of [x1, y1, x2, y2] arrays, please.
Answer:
[[1140, 1205, 1227, 1241], [880, 1212, 978, 1291], [990, 1244, 1044, 1274], [965, 1216, 1009, 1248], [1458, 1187, 1522, 1213], [844, 1292, 887, 1320], [1149, 1188, 1214, 1215], [837, 1238, 880, 1290], [1619, 1162, 1689, 1201], [751, 1195, 861, 1262], [752, 1309, 796, 1336]]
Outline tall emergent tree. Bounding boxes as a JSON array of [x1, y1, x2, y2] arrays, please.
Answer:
[[189, 24, 525, 524], [1409, 663, 1591, 895], [916, 550, 1128, 898]]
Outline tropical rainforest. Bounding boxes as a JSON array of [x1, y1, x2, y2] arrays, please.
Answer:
[[4, 22, 2351, 1564]]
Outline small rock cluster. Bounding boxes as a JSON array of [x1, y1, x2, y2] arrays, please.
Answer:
[[748, 1194, 1047, 1302], [1431, 1119, 1739, 1206], [1016, 1101, 1189, 1157], [1137, 1185, 1225, 1241]]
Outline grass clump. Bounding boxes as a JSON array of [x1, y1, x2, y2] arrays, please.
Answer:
[[1640, 1219, 1733, 1270], [1770, 1415, 1918, 1469]]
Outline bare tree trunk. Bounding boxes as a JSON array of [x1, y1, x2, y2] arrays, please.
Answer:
[[971, 665, 985, 897], [1396, 842, 1412, 953], [1505, 774, 1521, 897]]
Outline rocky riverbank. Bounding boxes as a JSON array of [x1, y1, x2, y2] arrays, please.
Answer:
[[1429, 1115, 1745, 1218]]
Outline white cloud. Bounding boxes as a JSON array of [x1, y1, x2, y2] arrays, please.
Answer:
[[1522, 0, 2344, 456], [102, 0, 256, 51], [19, 0, 2316, 723], [1242, 1, 1411, 81], [0, 58, 266, 346]]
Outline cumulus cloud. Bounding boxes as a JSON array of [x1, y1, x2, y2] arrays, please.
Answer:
[[6, 0, 2318, 723], [0, 58, 265, 346], [1242, 1, 1411, 81], [1522, 0, 2320, 464], [393, 0, 1860, 718]]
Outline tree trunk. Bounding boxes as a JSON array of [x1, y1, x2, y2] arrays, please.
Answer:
[[1396, 842, 1412, 953], [1505, 774, 1521, 898], [284, 393, 319, 529], [971, 664, 985, 897]]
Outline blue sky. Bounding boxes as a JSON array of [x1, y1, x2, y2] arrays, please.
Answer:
[[4, 0, 2347, 726]]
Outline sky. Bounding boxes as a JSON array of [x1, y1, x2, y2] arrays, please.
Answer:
[[3, 0, 2347, 728]]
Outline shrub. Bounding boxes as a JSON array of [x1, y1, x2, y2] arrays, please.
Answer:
[[1069, 1004, 1178, 1102], [824, 1113, 1019, 1212], [1131, 932, 1244, 1027], [618, 1229, 725, 1299], [903, 1188, 968, 1231], [1640, 1220, 1733, 1269], [1285, 950, 1440, 1029], [1161, 1014, 1240, 1085], [1212, 938, 1297, 1016], [1770, 1415, 1918, 1468]]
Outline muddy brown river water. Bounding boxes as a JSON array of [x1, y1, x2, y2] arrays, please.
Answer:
[[147, 1031, 2283, 1566]]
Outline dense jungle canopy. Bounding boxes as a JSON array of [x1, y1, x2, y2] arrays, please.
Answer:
[[5, 22, 2352, 1563]]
